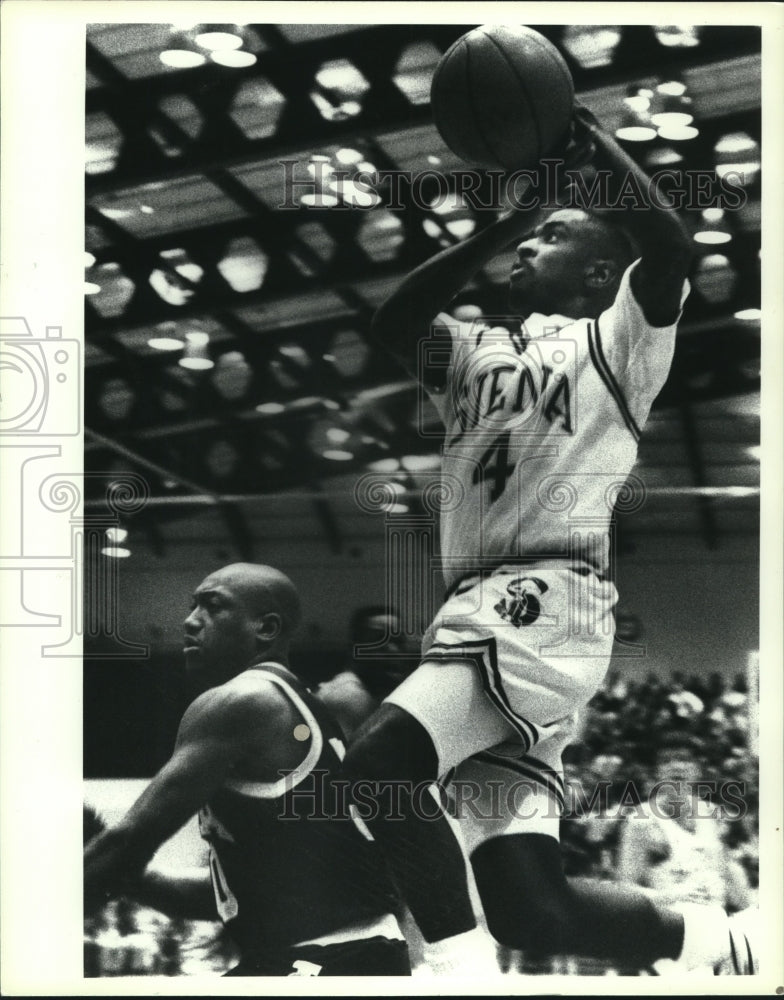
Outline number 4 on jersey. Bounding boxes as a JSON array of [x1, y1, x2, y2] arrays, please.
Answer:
[[473, 431, 516, 502]]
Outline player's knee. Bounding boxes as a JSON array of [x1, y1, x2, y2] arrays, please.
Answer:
[[471, 834, 574, 954], [343, 703, 438, 787]]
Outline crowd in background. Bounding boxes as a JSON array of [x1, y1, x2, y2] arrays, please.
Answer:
[[84, 666, 758, 977]]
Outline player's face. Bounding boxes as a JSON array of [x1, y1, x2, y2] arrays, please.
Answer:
[[183, 573, 259, 676], [508, 208, 608, 315]]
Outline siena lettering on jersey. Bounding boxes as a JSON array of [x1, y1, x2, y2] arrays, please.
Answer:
[[448, 328, 577, 442]]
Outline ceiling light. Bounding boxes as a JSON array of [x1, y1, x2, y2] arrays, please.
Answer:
[[84, 282, 101, 295], [694, 208, 732, 246], [367, 458, 401, 473], [392, 41, 442, 104], [101, 546, 131, 559], [644, 146, 683, 169], [84, 251, 96, 268], [654, 25, 701, 48], [336, 147, 364, 165], [656, 123, 699, 141], [734, 308, 761, 322], [148, 336, 184, 351], [195, 29, 243, 50], [217, 238, 268, 292], [179, 331, 213, 370], [323, 449, 354, 461], [562, 25, 622, 68], [160, 46, 206, 69], [211, 49, 257, 68], [315, 59, 370, 98], [299, 192, 340, 208], [326, 427, 351, 444], [256, 401, 285, 415], [657, 80, 687, 97], [615, 91, 657, 142], [105, 527, 128, 544], [650, 84, 694, 128]]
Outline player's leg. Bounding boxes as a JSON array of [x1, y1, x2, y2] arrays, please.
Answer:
[[343, 657, 518, 945], [457, 749, 754, 972]]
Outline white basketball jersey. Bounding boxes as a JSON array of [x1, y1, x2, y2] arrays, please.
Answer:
[[427, 262, 688, 590]]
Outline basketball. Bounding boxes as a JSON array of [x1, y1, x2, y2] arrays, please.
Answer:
[[430, 25, 575, 171]]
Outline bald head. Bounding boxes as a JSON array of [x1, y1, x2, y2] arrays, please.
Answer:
[[184, 563, 302, 678], [207, 563, 302, 638]]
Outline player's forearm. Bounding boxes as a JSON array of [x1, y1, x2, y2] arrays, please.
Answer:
[[371, 206, 541, 360], [132, 867, 218, 921], [84, 823, 158, 902], [587, 126, 691, 262]]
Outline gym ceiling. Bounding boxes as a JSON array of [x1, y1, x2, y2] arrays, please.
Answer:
[[85, 22, 761, 559]]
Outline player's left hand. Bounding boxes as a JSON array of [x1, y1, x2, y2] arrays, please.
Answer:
[[560, 117, 596, 171]]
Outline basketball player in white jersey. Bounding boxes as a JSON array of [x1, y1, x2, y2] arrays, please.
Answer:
[[84, 563, 410, 976], [343, 103, 757, 973]]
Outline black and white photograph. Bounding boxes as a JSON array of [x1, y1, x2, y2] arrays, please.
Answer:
[[1, 2, 782, 994]]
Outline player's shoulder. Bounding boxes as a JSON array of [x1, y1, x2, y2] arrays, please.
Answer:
[[183, 670, 291, 734]]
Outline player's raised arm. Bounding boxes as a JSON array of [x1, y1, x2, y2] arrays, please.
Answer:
[[83, 684, 276, 907], [370, 205, 542, 382], [571, 103, 692, 327]]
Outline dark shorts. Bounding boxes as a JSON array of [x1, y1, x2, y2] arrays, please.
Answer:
[[225, 935, 411, 977]]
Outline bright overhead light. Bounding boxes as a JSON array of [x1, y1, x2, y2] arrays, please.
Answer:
[[656, 123, 699, 141], [300, 192, 340, 208], [179, 330, 213, 370], [657, 80, 687, 97], [654, 25, 701, 48], [84, 251, 96, 268], [105, 527, 128, 544], [323, 449, 354, 461], [734, 308, 761, 322], [195, 30, 243, 50], [101, 546, 131, 559], [336, 147, 364, 165], [148, 336, 184, 351], [160, 49, 206, 69], [326, 427, 351, 444], [256, 402, 286, 415], [367, 458, 401, 473], [211, 49, 257, 68], [179, 357, 214, 371], [694, 231, 731, 245], [84, 281, 101, 295]]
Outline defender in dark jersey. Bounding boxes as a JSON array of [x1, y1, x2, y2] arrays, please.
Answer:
[[84, 563, 409, 977]]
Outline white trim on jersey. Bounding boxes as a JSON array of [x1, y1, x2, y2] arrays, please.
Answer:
[[586, 318, 641, 442], [222, 664, 323, 800], [423, 637, 540, 752], [470, 748, 567, 814]]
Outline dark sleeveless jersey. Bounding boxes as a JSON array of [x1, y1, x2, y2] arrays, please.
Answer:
[[197, 663, 399, 955]]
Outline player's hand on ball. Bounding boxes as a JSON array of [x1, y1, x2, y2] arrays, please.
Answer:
[[561, 119, 596, 171]]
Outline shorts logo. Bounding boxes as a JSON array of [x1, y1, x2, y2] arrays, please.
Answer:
[[494, 576, 549, 628]]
